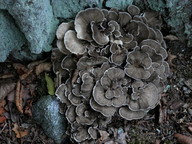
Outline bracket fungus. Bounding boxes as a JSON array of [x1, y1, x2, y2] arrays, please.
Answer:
[[53, 5, 170, 143]]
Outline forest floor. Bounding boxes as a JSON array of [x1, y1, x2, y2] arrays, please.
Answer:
[[0, 38, 192, 144]]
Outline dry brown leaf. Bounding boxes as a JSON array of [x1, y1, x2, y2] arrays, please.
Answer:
[[24, 100, 33, 117], [167, 50, 177, 67], [174, 133, 192, 144], [155, 139, 161, 144], [20, 69, 33, 80], [0, 100, 6, 107], [0, 82, 16, 100], [13, 63, 28, 75], [0, 74, 14, 79], [0, 116, 6, 123], [97, 130, 110, 144], [15, 80, 23, 113], [27, 58, 48, 69], [164, 35, 179, 41], [0, 107, 5, 115], [35, 62, 52, 75], [187, 123, 192, 132], [12, 123, 29, 138]]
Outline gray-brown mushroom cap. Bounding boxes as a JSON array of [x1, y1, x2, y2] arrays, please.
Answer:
[[65, 105, 76, 123], [92, 81, 112, 106], [64, 30, 87, 55], [75, 8, 105, 41], [127, 5, 140, 16], [90, 98, 116, 117], [73, 127, 90, 142], [56, 40, 71, 55], [91, 21, 109, 45], [119, 107, 147, 120], [129, 83, 160, 111], [55, 84, 70, 104], [56, 21, 74, 39], [140, 39, 167, 59], [124, 50, 152, 79]]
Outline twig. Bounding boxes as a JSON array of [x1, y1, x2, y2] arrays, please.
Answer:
[[0, 123, 8, 134], [15, 80, 23, 113]]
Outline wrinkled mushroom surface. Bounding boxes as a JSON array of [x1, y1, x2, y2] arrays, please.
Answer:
[[53, 5, 170, 143]]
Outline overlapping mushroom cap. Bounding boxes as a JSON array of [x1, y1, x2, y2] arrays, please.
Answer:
[[53, 5, 170, 143]]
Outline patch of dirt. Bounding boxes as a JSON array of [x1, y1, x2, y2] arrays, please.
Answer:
[[0, 38, 191, 144]]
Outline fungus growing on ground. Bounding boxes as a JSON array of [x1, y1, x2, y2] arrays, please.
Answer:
[[53, 5, 170, 143]]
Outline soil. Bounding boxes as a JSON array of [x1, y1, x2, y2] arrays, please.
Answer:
[[0, 37, 192, 144]]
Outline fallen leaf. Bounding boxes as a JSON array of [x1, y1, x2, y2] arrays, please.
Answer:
[[0, 82, 16, 100], [187, 123, 192, 132], [155, 139, 161, 144], [158, 103, 167, 123], [0, 107, 5, 115], [0, 74, 14, 79], [12, 123, 29, 138], [13, 63, 28, 75], [15, 80, 23, 113], [45, 73, 55, 95], [174, 133, 192, 144], [0, 116, 7, 123], [164, 35, 179, 41], [97, 130, 110, 143], [27, 58, 48, 69], [20, 69, 33, 80], [0, 100, 6, 107], [167, 50, 177, 67], [35, 62, 52, 75], [24, 100, 33, 117]]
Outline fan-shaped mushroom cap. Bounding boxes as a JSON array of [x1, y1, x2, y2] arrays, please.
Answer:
[[64, 30, 87, 55], [129, 83, 159, 111], [75, 8, 105, 41], [93, 81, 112, 106], [141, 45, 163, 63], [55, 84, 70, 105], [91, 21, 109, 45], [124, 50, 152, 79], [143, 11, 162, 28], [56, 21, 74, 39], [61, 56, 77, 71], [88, 127, 98, 140], [65, 105, 76, 123], [127, 49, 152, 69], [119, 107, 147, 120], [56, 40, 71, 55], [73, 127, 90, 142], [81, 73, 94, 93], [77, 56, 108, 70], [110, 44, 127, 66], [101, 67, 125, 88], [127, 5, 140, 16], [90, 98, 116, 117], [106, 10, 119, 21], [131, 80, 144, 93], [68, 93, 82, 106], [140, 39, 167, 59], [118, 12, 132, 28]]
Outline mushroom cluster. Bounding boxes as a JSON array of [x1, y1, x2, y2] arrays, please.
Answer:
[[53, 5, 170, 143]]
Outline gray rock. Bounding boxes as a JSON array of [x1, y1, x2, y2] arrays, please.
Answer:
[[32, 95, 67, 144], [0, 10, 26, 62], [1, 0, 59, 54]]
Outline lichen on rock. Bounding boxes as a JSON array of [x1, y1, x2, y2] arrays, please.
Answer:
[[53, 5, 170, 143]]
